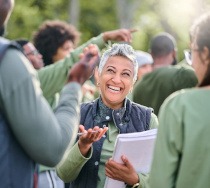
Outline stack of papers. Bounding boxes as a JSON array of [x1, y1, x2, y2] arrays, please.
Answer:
[[104, 128, 158, 188]]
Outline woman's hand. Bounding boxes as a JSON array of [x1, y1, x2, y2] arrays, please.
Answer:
[[78, 125, 108, 157], [105, 155, 139, 186]]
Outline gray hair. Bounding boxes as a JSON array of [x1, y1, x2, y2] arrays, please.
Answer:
[[98, 43, 138, 82]]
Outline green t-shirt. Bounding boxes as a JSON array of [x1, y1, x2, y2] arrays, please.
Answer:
[[133, 64, 198, 115]]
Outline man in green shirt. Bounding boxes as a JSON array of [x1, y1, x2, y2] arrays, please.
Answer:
[[133, 62, 198, 115], [133, 33, 198, 115]]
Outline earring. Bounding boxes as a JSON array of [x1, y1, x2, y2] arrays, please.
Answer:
[[97, 82, 100, 86]]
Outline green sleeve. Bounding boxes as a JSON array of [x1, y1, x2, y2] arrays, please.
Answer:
[[0, 49, 82, 167], [56, 141, 93, 182], [138, 173, 149, 188], [38, 34, 105, 105], [71, 33, 105, 62], [38, 56, 75, 100], [149, 93, 183, 188], [149, 113, 159, 129]]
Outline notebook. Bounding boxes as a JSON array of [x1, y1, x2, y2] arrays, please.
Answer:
[[104, 128, 157, 188]]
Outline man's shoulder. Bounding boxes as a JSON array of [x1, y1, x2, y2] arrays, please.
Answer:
[[0, 37, 22, 62], [0, 42, 37, 87]]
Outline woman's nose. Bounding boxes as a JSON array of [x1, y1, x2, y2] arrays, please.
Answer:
[[111, 74, 121, 83]]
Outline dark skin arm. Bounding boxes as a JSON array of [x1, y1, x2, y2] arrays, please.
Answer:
[[67, 44, 99, 85]]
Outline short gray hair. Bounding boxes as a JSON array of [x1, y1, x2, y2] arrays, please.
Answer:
[[98, 43, 138, 82]]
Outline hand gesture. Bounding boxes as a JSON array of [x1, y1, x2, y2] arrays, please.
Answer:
[[103, 28, 138, 43], [67, 44, 99, 85], [78, 125, 108, 157], [105, 155, 139, 186]]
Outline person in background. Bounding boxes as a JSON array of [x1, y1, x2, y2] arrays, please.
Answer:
[[15, 39, 44, 69], [0, 0, 100, 187], [149, 12, 210, 188], [127, 50, 153, 100], [150, 32, 177, 68], [133, 63, 197, 115], [56, 43, 158, 188], [135, 50, 153, 80], [132, 32, 197, 115], [33, 20, 80, 66]]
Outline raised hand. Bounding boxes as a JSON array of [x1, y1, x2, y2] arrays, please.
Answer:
[[67, 44, 100, 85], [103, 28, 138, 43], [105, 155, 139, 186]]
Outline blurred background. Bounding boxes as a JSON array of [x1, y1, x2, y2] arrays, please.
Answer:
[[7, 0, 210, 61]]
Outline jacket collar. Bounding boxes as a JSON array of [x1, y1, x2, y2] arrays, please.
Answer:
[[93, 97, 131, 125]]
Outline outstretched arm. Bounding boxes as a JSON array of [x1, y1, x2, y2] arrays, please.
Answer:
[[56, 125, 108, 182]]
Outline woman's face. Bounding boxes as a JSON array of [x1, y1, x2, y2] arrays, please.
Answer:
[[191, 41, 209, 85], [96, 56, 134, 109], [52, 40, 74, 63]]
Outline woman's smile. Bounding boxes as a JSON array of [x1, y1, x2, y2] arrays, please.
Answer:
[[107, 84, 122, 93]]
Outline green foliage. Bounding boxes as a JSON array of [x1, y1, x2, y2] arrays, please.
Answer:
[[8, 3, 42, 40], [79, 0, 117, 44], [7, 0, 70, 40], [6, 0, 210, 62]]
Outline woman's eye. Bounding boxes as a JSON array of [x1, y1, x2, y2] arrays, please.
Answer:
[[107, 69, 114, 73], [122, 72, 130, 77]]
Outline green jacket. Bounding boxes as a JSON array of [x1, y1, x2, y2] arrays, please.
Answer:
[[149, 88, 210, 188]]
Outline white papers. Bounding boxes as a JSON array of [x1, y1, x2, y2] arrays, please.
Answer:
[[104, 128, 157, 188]]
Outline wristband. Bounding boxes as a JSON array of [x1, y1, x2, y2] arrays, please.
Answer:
[[131, 182, 140, 188]]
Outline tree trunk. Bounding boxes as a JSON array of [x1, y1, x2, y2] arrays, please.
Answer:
[[116, 0, 140, 28], [68, 0, 80, 27]]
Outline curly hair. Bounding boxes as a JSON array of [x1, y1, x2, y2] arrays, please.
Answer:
[[33, 20, 80, 66]]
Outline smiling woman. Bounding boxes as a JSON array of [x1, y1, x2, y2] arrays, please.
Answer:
[[95, 44, 138, 109], [56, 43, 159, 188]]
